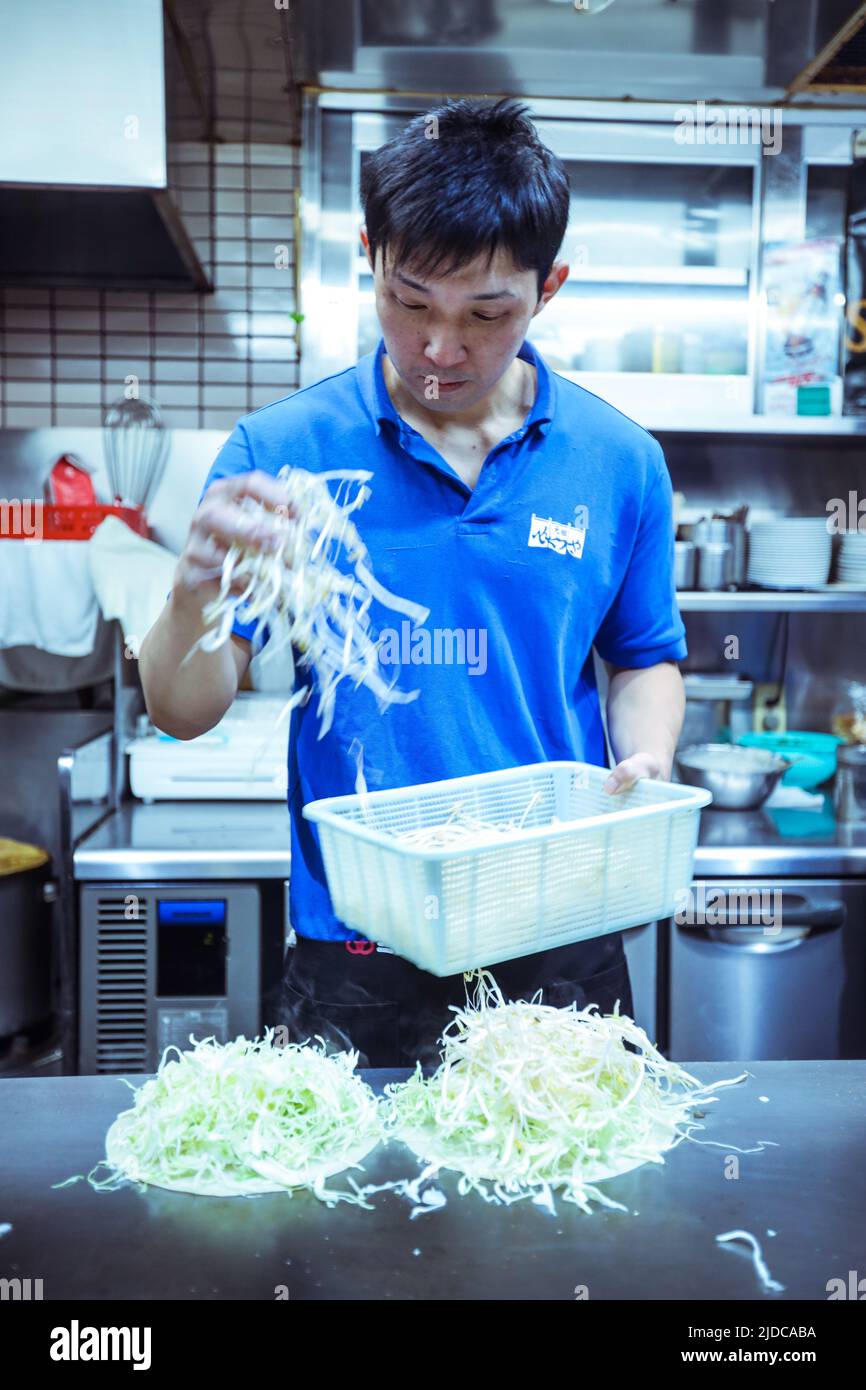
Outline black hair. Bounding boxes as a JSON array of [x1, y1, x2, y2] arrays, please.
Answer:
[[360, 98, 570, 298]]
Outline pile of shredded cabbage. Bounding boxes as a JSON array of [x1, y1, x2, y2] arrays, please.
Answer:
[[384, 972, 745, 1214], [196, 467, 429, 737], [98, 1031, 382, 1205]]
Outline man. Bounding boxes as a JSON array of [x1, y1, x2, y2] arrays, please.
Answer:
[[140, 98, 686, 1067]]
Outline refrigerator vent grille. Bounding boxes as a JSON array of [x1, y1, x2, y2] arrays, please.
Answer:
[[94, 896, 148, 1073]]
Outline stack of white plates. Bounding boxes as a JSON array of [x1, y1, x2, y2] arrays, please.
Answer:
[[837, 532, 866, 585], [747, 518, 832, 589]]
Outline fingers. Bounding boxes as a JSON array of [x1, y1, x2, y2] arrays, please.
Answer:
[[603, 754, 662, 795], [177, 533, 256, 597], [207, 470, 295, 515], [180, 470, 292, 603], [193, 486, 290, 553], [603, 769, 629, 795]]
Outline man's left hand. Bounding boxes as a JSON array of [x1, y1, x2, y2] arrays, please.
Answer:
[[602, 752, 665, 795]]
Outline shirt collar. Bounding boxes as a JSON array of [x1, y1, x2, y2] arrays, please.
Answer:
[[359, 336, 555, 437]]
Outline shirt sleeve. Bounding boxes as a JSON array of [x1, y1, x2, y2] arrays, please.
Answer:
[[593, 442, 687, 669], [197, 422, 271, 649]]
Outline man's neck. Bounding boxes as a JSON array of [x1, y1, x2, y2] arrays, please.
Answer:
[[382, 351, 536, 436]]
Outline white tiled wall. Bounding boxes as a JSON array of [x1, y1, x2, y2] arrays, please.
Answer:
[[0, 141, 300, 432]]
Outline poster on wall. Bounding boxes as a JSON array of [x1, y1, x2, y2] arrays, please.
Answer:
[[762, 238, 843, 415], [844, 134, 866, 415]]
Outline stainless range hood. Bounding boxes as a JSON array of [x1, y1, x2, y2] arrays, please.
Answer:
[[300, 0, 866, 106], [0, 0, 209, 292]]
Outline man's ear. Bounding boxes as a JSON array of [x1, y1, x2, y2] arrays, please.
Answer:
[[359, 226, 375, 273], [532, 260, 569, 317]]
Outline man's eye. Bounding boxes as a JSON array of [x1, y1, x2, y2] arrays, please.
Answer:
[[396, 297, 425, 311], [473, 312, 505, 322]]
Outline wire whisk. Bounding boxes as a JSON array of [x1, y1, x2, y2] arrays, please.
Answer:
[[103, 396, 170, 510]]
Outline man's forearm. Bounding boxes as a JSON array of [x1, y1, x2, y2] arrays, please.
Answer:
[[138, 589, 240, 740], [605, 661, 685, 779]]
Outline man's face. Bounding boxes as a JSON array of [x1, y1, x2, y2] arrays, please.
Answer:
[[363, 238, 566, 413]]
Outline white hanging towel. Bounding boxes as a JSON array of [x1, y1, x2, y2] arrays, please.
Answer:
[[0, 539, 99, 656], [87, 516, 178, 657]]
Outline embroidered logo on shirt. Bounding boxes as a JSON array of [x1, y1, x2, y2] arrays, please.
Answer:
[[528, 507, 588, 559]]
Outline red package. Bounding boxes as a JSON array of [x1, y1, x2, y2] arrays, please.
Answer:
[[45, 455, 97, 508]]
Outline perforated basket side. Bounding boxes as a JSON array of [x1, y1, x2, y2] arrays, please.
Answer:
[[317, 823, 433, 956], [423, 807, 702, 975]]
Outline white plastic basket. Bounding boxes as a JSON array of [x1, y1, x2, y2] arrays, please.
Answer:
[[303, 761, 712, 977]]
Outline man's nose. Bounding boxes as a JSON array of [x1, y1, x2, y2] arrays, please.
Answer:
[[423, 331, 468, 371]]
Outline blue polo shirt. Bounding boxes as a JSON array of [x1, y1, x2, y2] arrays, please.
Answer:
[[201, 338, 687, 942]]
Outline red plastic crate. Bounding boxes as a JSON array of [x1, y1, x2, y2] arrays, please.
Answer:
[[0, 503, 148, 541]]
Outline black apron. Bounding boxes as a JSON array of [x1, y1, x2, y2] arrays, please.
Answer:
[[279, 930, 634, 1069]]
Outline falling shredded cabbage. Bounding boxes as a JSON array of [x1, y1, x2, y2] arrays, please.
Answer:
[[95, 1031, 382, 1206], [384, 971, 747, 1214], [195, 467, 429, 737]]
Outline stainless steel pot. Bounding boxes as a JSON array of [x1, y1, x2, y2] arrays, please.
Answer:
[[692, 517, 747, 586], [695, 540, 734, 591], [0, 850, 55, 1039], [674, 540, 696, 589], [834, 744, 866, 824]]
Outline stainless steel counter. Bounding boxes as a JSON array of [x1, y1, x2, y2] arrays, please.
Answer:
[[695, 800, 866, 877], [73, 800, 292, 880], [72, 797, 866, 881]]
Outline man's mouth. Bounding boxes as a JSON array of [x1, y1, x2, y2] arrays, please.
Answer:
[[431, 380, 468, 393]]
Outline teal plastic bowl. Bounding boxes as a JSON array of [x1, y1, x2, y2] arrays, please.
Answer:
[[736, 732, 844, 790]]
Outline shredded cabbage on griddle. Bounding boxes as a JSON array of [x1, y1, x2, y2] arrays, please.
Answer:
[[384, 971, 744, 1213], [99, 1031, 382, 1205]]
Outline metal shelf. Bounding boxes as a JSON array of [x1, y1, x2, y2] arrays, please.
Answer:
[[564, 266, 748, 288], [678, 589, 866, 613], [556, 374, 866, 435], [653, 414, 866, 437], [356, 264, 747, 289]]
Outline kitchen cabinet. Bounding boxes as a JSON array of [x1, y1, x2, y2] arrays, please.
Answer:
[[667, 878, 866, 1062]]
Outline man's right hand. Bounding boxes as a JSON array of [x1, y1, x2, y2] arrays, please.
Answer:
[[174, 470, 294, 612], [141, 470, 295, 739]]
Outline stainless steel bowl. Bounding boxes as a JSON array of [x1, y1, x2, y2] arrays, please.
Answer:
[[675, 743, 791, 811]]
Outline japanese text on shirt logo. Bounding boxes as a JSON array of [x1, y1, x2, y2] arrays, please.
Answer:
[[527, 509, 587, 559]]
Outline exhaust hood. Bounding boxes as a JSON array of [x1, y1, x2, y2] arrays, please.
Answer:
[[0, 0, 209, 292], [301, 0, 866, 106]]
